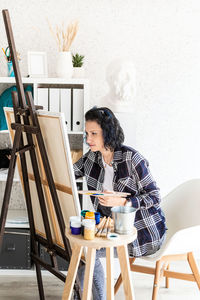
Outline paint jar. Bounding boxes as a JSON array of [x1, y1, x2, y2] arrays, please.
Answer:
[[81, 219, 89, 236], [81, 210, 90, 219], [83, 219, 95, 240], [85, 211, 95, 220], [95, 212, 100, 225], [71, 221, 81, 235], [69, 216, 81, 228]]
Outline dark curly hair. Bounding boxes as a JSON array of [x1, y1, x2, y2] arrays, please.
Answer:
[[85, 106, 124, 150]]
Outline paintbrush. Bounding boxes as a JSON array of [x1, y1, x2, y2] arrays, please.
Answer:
[[96, 216, 106, 231], [96, 217, 107, 237], [106, 217, 112, 236], [2, 48, 7, 61], [101, 217, 110, 237]]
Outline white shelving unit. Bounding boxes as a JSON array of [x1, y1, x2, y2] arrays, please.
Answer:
[[0, 75, 90, 187], [0, 75, 89, 173]]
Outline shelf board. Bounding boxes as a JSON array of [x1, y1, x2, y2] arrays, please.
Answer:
[[68, 131, 83, 135], [0, 77, 89, 85], [0, 130, 9, 134], [5, 209, 29, 228], [0, 169, 20, 182], [76, 178, 83, 183]]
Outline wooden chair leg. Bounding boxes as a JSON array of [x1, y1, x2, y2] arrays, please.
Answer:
[[152, 260, 162, 300], [165, 263, 170, 288], [114, 257, 136, 295], [187, 252, 200, 290], [129, 257, 136, 266], [114, 273, 122, 295]]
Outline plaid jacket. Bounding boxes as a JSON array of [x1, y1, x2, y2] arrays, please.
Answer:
[[73, 145, 166, 257]]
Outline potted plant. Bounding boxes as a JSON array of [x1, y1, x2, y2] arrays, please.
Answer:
[[72, 53, 85, 78]]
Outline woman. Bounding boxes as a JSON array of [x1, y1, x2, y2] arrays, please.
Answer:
[[73, 106, 166, 299]]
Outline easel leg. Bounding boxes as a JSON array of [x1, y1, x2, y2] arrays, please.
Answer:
[[35, 262, 45, 300], [34, 242, 45, 299]]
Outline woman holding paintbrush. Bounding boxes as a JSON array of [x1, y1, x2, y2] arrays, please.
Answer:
[[73, 106, 166, 300]]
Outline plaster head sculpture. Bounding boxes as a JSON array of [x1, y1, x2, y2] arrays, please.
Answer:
[[104, 59, 136, 112]]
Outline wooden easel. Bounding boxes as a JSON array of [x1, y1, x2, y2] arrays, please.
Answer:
[[0, 9, 81, 299]]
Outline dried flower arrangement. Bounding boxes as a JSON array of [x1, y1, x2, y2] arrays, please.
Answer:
[[48, 20, 78, 52]]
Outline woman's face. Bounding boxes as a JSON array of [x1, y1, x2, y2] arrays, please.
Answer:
[[85, 121, 104, 152]]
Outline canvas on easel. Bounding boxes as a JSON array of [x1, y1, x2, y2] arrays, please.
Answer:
[[4, 108, 81, 248]]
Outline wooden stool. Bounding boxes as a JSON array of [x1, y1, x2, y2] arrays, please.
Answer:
[[62, 228, 137, 300]]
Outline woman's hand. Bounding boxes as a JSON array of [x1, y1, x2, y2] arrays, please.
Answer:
[[98, 191, 126, 207]]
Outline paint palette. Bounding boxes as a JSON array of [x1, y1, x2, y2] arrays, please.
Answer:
[[78, 190, 131, 197]]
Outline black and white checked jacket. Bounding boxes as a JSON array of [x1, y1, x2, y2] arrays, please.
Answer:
[[73, 145, 166, 257]]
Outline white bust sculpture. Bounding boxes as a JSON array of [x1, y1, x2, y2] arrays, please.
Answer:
[[103, 59, 136, 112]]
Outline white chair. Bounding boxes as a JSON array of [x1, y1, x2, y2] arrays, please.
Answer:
[[115, 179, 200, 300]]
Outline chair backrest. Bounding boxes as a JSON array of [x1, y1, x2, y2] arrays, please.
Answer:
[[161, 179, 200, 241]]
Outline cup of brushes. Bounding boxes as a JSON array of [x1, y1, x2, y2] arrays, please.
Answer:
[[2, 46, 21, 77]]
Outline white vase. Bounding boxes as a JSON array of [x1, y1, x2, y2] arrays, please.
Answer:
[[55, 51, 73, 78]]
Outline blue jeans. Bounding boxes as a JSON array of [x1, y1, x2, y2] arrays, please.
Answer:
[[78, 248, 117, 300]]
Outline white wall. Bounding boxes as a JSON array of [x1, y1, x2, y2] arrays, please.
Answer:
[[0, 0, 200, 197]]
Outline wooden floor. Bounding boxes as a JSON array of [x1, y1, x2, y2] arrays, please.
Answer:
[[0, 260, 199, 299]]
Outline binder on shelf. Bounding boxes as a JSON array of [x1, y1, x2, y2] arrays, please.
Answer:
[[49, 88, 60, 112], [37, 88, 48, 111], [60, 89, 71, 131], [72, 89, 84, 132]]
